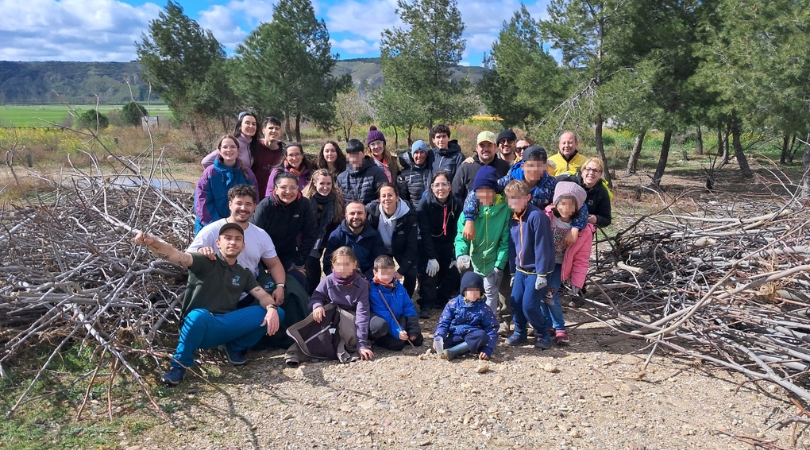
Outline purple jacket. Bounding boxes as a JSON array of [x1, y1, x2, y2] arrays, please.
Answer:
[[309, 273, 371, 349], [265, 166, 311, 198]]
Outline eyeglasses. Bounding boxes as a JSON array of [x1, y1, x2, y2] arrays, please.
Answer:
[[516, 146, 530, 152], [583, 167, 602, 174], [276, 185, 298, 192], [432, 182, 450, 188]]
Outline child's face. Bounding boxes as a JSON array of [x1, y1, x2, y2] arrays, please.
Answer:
[[347, 152, 364, 168], [507, 193, 530, 214], [556, 198, 577, 220], [333, 256, 358, 278], [475, 187, 495, 206], [464, 287, 481, 302], [374, 267, 396, 284], [523, 160, 546, 183]]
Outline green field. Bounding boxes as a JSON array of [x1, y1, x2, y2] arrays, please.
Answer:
[[0, 104, 171, 128]]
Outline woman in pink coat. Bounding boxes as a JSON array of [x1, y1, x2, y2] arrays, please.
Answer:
[[542, 181, 594, 345]]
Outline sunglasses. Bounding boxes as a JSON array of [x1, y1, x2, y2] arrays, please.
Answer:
[[516, 146, 530, 152]]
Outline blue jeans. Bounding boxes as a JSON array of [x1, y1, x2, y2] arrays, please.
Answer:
[[540, 264, 566, 331], [510, 271, 550, 337], [172, 306, 286, 368]]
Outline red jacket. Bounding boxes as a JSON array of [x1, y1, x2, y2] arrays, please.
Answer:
[[544, 205, 595, 288]]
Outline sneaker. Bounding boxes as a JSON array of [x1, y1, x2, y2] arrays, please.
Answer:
[[505, 333, 528, 346], [534, 337, 552, 350], [548, 328, 556, 341], [498, 322, 511, 337], [160, 366, 186, 386], [219, 344, 247, 366], [555, 329, 569, 345]]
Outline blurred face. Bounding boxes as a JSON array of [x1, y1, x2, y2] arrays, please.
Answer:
[[346, 203, 366, 231], [218, 138, 239, 165], [464, 287, 481, 302], [264, 122, 281, 141], [347, 152, 364, 169], [286, 146, 304, 169], [368, 140, 385, 157], [241, 115, 258, 138], [523, 160, 546, 183], [582, 162, 603, 188], [433, 132, 449, 150], [476, 141, 496, 164], [475, 186, 495, 206], [228, 195, 255, 223], [322, 144, 338, 163], [498, 138, 515, 156], [556, 198, 577, 220], [314, 174, 333, 196], [374, 267, 396, 284], [216, 229, 244, 258], [333, 255, 358, 278], [507, 193, 530, 214], [379, 186, 398, 212], [413, 150, 427, 165], [515, 140, 531, 158], [431, 175, 450, 201], [274, 178, 298, 204], [558, 132, 578, 157]]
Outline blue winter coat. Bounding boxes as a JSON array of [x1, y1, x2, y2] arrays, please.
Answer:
[[369, 280, 419, 339], [435, 295, 499, 357], [194, 158, 258, 234], [509, 203, 555, 275]]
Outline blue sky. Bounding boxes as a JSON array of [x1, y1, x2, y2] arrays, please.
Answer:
[[0, 0, 551, 65]]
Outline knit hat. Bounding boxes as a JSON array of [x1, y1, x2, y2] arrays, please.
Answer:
[[460, 271, 485, 296], [472, 165, 499, 192], [366, 126, 386, 145], [553, 181, 587, 210], [411, 140, 428, 155], [523, 145, 547, 161], [476, 131, 496, 145], [496, 130, 517, 144]]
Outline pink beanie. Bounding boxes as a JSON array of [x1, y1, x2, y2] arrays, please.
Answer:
[[553, 181, 586, 210], [366, 126, 386, 145]]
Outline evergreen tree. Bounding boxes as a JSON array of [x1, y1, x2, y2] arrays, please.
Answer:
[[120, 102, 148, 127]]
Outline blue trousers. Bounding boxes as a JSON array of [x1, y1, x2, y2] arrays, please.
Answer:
[[540, 264, 566, 330], [172, 306, 286, 368], [510, 271, 550, 337], [446, 329, 488, 354]]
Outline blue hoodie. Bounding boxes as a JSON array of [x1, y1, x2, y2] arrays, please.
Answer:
[[509, 202, 555, 275]]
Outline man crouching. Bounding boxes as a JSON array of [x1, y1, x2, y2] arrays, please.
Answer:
[[133, 223, 284, 386]]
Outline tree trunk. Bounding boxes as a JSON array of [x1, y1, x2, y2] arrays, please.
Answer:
[[594, 113, 612, 186], [407, 125, 414, 147], [722, 123, 730, 164], [294, 114, 302, 143], [392, 125, 399, 149], [780, 134, 789, 164], [284, 110, 292, 141], [730, 118, 752, 176], [789, 133, 797, 164], [803, 132, 810, 198], [695, 125, 703, 155], [626, 129, 646, 175], [652, 130, 673, 187]]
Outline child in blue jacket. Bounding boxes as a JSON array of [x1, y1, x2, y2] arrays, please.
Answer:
[[434, 272, 499, 360], [369, 255, 423, 351]]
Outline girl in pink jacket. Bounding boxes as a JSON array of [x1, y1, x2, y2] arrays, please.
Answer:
[[542, 182, 595, 344]]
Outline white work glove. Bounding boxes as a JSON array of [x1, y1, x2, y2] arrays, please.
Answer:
[[456, 255, 471, 272], [449, 260, 457, 269], [510, 275, 514, 287], [535, 275, 547, 290], [426, 259, 440, 277]]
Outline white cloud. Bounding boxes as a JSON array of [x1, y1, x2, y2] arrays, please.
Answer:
[[198, 4, 249, 49], [324, 0, 400, 42], [330, 38, 379, 55]]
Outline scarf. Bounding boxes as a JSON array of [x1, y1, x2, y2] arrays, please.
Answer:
[[214, 157, 245, 187], [333, 270, 357, 286], [373, 277, 394, 289], [285, 161, 302, 178], [374, 154, 392, 182]]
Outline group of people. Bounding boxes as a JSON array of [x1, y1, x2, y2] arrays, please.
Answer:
[[138, 116, 613, 385]]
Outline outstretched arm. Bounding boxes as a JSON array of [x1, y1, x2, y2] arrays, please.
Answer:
[[133, 231, 193, 267]]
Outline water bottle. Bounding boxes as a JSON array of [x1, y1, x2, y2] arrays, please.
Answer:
[[434, 336, 444, 354]]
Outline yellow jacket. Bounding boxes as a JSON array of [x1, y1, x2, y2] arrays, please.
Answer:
[[548, 152, 588, 177]]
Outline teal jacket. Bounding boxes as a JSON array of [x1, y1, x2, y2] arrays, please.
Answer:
[[454, 194, 510, 275]]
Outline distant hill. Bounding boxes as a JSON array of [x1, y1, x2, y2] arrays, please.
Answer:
[[0, 59, 487, 104]]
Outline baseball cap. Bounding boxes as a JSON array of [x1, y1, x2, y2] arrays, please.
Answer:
[[218, 222, 245, 237], [476, 131, 497, 145]]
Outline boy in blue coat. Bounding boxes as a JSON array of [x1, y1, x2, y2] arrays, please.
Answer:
[[504, 180, 555, 349], [369, 255, 423, 351], [434, 272, 499, 360]]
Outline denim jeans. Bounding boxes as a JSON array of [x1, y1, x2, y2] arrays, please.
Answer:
[[510, 271, 550, 337], [172, 306, 286, 368], [540, 264, 566, 331]]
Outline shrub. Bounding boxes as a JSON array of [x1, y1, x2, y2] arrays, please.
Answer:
[[77, 110, 109, 130], [120, 102, 149, 126]]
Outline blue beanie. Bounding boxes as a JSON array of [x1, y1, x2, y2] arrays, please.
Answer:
[[460, 271, 485, 295], [366, 126, 386, 145], [411, 140, 428, 155], [472, 165, 499, 192]]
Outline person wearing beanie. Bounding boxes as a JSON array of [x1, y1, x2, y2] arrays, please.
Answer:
[[338, 139, 388, 205], [548, 131, 589, 177], [396, 140, 433, 207], [454, 165, 511, 316], [496, 130, 518, 165], [433, 271, 499, 361], [541, 181, 595, 345], [366, 126, 399, 183], [452, 130, 511, 202]]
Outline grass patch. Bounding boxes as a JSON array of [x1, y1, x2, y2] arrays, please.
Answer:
[[0, 104, 172, 128]]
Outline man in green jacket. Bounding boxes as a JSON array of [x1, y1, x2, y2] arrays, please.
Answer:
[[454, 165, 511, 315]]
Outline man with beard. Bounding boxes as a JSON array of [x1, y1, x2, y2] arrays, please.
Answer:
[[322, 201, 385, 280], [452, 131, 511, 201]]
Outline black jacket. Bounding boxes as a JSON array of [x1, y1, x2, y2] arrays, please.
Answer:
[[337, 156, 388, 205], [451, 153, 511, 201], [365, 200, 419, 276], [558, 173, 612, 228], [308, 192, 341, 254], [416, 191, 462, 260], [397, 152, 433, 207], [322, 220, 386, 279], [429, 139, 464, 182], [251, 194, 317, 268]]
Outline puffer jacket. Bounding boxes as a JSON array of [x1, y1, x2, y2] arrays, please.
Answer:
[[454, 194, 511, 274], [397, 152, 432, 207], [366, 199, 419, 277], [369, 279, 419, 339], [194, 158, 258, 234], [434, 294, 499, 357], [429, 139, 465, 182], [548, 151, 588, 177], [337, 156, 388, 204], [416, 191, 462, 261], [250, 193, 317, 269], [544, 205, 595, 288]]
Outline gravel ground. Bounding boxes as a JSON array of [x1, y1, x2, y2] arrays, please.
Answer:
[[122, 308, 808, 450]]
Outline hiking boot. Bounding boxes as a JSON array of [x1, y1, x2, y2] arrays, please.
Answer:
[[497, 322, 511, 337], [443, 342, 470, 361], [505, 333, 528, 346], [160, 366, 186, 386], [534, 337, 553, 350], [219, 344, 247, 366], [555, 329, 570, 345]]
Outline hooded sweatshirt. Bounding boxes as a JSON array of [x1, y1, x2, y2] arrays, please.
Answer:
[[429, 139, 465, 182], [366, 198, 419, 276], [509, 202, 555, 275], [337, 156, 389, 204], [194, 158, 258, 235]]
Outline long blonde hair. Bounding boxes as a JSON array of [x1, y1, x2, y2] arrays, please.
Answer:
[[302, 169, 345, 223]]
